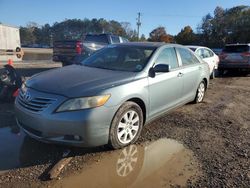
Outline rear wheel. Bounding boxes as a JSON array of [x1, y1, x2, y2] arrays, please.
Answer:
[[109, 102, 143, 149], [16, 47, 21, 52], [218, 68, 224, 76], [194, 81, 206, 103]]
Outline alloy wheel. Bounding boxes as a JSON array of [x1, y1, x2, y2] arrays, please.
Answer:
[[197, 82, 205, 102], [117, 110, 140, 144], [116, 145, 138, 177]]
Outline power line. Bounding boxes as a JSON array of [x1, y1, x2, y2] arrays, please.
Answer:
[[142, 12, 203, 18]]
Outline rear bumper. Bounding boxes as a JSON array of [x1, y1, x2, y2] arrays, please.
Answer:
[[52, 55, 75, 63], [218, 62, 250, 70]]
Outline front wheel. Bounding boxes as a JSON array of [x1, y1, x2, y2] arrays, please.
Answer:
[[109, 102, 143, 149], [193, 81, 206, 103]]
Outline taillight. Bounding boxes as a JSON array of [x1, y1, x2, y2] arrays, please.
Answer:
[[76, 42, 82, 54], [241, 52, 250, 57], [12, 89, 19, 97], [241, 52, 250, 63], [219, 52, 228, 60]]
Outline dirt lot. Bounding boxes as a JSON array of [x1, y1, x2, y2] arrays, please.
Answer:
[[0, 62, 249, 188]]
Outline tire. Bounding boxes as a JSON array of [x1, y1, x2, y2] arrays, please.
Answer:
[[16, 47, 21, 52], [109, 101, 143, 149], [193, 81, 206, 103], [61, 61, 68, 66], [16, 54, 21, 58], [210, 68, 215, 79], [218, 68, 224, 76]]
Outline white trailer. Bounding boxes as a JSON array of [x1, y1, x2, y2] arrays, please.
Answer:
[[0, 24, 23, 61]]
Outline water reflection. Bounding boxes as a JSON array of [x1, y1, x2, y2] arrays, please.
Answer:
[[55, 139, 200, 188], [0, 125, 65, 175], [0, 125, 24, 174]]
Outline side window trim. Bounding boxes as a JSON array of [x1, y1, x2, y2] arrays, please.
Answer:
[[176, 47, 183, 66], [176, 47, 201, 67], [172, 47, 181, 70], [154, 47, 180, 71]]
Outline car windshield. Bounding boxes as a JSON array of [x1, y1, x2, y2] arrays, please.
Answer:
[[84, 35, 109, 44], [189, 48, 197, 52], [223, 45, 249, 53], [82, 45, 156, 72]]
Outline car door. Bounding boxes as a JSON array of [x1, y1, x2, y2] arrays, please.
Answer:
[[148, 47, 183, 118], [176, 47, 201, 102], [200, 48, 215, 73]]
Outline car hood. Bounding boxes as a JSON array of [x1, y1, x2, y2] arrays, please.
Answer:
[[26, 65, 136, 97]]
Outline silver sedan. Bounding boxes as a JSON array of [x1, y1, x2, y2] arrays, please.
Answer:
[[15, 42, 210, 149]]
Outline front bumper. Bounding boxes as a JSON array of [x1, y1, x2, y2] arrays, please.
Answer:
[[15, 89, 118, 147]]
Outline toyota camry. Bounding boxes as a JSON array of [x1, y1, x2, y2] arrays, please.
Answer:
[[15, 42, 210, 149]]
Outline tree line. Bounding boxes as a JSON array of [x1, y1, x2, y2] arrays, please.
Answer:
[[19, 5, 250, 48]]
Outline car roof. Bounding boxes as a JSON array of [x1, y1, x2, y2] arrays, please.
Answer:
[[113, 42, 184, 48], [186, 45, 209, 50], [225, 43, 250, 46]]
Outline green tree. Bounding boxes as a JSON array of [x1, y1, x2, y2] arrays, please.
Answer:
[[198, 5, 250, 47], [148, 26, 174, 43], [175, 26, 197, 45], [139, 34, 146, 41]]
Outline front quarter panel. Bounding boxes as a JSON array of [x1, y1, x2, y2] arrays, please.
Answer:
[[102, 76, 149, 117]]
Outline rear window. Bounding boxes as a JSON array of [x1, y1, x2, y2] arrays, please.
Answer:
[[84, 35, 109, 44], [223, 45, 249, 53]]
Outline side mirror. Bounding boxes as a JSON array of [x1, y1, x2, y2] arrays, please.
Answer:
[[149, 64, 170, 78]]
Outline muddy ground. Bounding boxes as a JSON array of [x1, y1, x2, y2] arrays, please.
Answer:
[[0, 62, 249, 188]]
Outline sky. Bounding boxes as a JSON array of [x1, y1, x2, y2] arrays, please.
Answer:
[[0, 0, 249, 37]]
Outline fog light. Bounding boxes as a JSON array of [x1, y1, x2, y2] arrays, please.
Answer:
[[64, 135, 82, 141]]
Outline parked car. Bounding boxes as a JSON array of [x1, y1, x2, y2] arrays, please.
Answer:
[[211, 48, 222, 55], [53, 33, 128, 66], [187, 46, 219, 79], [15, 43, 210, 149], [218, 44, 250, 74]]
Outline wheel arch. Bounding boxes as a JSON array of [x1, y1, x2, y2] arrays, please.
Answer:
[[202, 78, 208, 89], [126, 97, 146, 125]]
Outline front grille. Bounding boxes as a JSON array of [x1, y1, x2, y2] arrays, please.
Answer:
[[18, 90, 56, 113]]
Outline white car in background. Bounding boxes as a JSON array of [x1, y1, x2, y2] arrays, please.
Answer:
[[187, 46, 220, 79]]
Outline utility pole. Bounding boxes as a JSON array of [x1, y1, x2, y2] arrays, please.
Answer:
[[136, 12, 141, 41]]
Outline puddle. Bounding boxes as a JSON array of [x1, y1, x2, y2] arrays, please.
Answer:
[[0, 126, 24, 174], [55, 139, 200, 188]]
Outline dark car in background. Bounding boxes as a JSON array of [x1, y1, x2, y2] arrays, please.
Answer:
[[53, 33, 129, 66], [218, 44, 250, 74]]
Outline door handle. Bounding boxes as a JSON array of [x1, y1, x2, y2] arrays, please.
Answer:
[[177, 72, 184, 77]]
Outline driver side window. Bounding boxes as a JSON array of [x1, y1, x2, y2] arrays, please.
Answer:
[[155, 48, 179, 69]]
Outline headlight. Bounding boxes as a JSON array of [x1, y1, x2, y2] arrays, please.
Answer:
[[56, 95, 110, 112]]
